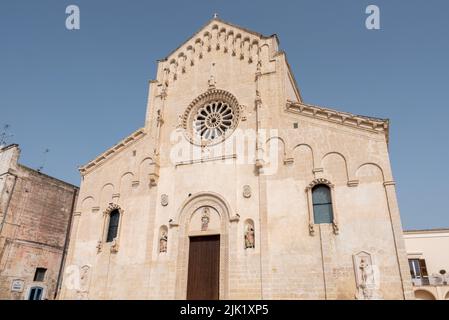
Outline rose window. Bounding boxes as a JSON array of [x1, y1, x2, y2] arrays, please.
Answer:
[[194, 101, 235, 140], [182, 89, 240, 146]]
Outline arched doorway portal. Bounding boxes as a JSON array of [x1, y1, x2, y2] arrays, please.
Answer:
[[173, 192, 232, 300]]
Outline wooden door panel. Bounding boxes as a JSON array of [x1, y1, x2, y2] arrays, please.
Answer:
[[187, 235, 220, 300]]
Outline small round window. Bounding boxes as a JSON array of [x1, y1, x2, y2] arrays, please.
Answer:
[[182, 89, 240, 146]]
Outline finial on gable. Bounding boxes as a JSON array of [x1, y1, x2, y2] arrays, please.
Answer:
[[213, 13, 218, 19]]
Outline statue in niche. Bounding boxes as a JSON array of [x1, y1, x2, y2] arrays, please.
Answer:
[[76, 265, 91, 300], [353, 252, 382, 300], [244, 224, 255, 249], [159, 231, 168, 253], [359, 259, 368, 285], [201, 208, 210, 231], [80, 265, 90, 290]]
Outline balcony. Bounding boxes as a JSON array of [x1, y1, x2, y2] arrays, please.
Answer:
[[412, 275, 448, 287], [411, 275, 449, 300]]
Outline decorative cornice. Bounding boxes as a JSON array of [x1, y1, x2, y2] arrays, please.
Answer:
[[285, 100, 389, 142], [403, 228, 449, 235], [79, 128, 146, 176]]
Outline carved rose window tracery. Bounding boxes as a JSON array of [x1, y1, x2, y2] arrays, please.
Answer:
[[194, 101, 235, 140], [182, 89, 241, 146]]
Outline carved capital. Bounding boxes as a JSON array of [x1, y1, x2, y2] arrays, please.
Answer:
[[96, 240, 102, 253], [309, 224, 315, 236], [149, 173, 159, 187], [347, 180, 359, 187], [332, 221, 340, 235], [230, 214, 240, 223], [110, 238, 119, 253]]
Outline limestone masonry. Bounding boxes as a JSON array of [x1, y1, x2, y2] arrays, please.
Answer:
[[59, 17, 414, 300]]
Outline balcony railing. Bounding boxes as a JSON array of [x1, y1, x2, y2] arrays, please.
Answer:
[[412, 275, 449, 287]]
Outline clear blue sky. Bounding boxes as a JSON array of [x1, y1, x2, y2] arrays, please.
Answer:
[[1, 1, 448, 230]]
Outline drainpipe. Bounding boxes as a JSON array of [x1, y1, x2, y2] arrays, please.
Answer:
[[54, 187, 78, 299]]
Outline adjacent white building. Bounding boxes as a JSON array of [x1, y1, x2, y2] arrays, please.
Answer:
[[404, 228, 449, 300]]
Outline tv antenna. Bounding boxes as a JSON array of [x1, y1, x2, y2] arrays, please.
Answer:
[[0, 124, 13, 147], [37, 148, 50, 173]]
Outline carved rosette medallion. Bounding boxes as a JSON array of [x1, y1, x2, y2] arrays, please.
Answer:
[[243, 185, 251, 198], [161, 194, 169, 206]]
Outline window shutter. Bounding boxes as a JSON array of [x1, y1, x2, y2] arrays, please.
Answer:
[[419, 259, 428, 277]]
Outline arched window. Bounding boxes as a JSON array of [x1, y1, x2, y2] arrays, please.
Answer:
[[27, 286, 44, 300], [312, 185, 334, 224], [106, 209, 120, 243]]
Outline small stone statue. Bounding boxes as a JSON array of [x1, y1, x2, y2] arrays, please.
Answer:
[[244, 224, 255, 249], [359, 259, 368, 285], [159, 231, 168, 253], [80, 265, 90, 291], [201, 208, 210, 231], [353, 252, 382, 300]]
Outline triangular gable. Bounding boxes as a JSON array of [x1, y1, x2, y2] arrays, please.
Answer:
[[161, 16, 277, 62]]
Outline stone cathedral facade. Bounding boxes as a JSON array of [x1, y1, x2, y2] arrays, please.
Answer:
[[60, 18, 414, 300]]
